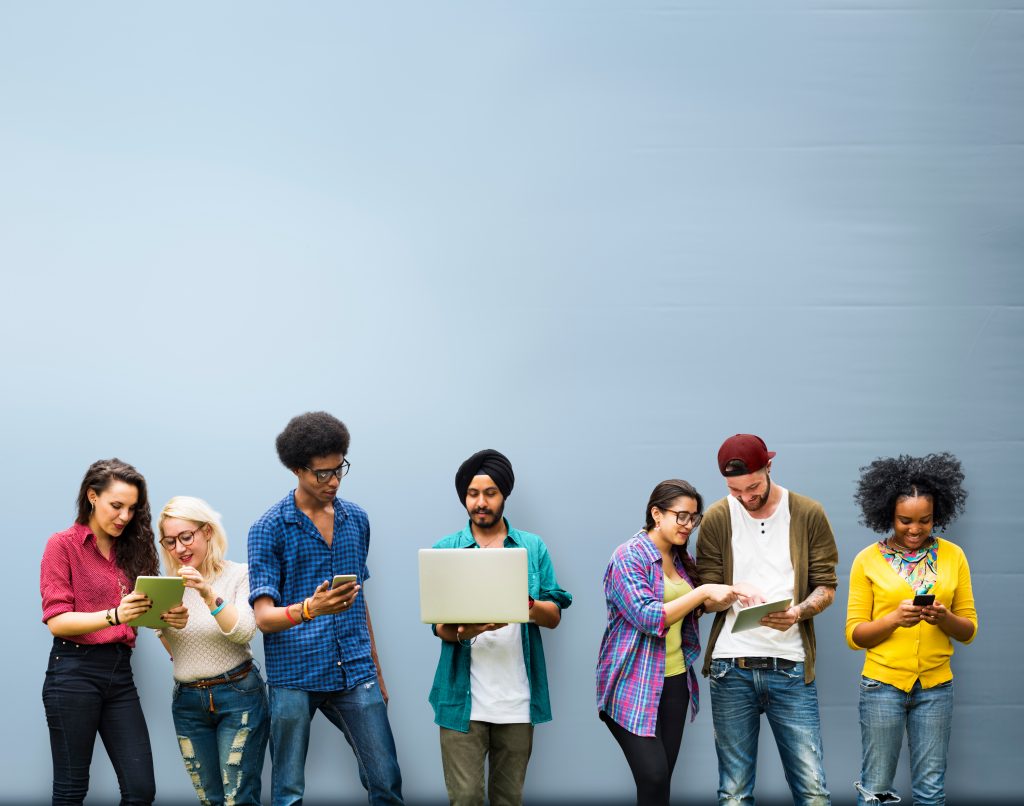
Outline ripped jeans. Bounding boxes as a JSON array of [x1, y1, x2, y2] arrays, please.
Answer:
[[856, 677, 953, 806], [709, 659, 830, 806], [172, 662, 270, 806]]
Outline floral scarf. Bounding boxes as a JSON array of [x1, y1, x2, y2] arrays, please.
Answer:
[[878, 536, 938, 595]]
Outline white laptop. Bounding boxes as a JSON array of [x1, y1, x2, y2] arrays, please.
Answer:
[[418, 547, 530, 624]]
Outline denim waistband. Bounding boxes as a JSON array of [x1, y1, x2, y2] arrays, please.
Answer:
[[51, 637, 131, 654], [179, 659, 255, 688]]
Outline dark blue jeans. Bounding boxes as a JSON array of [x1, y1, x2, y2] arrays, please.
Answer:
[[268, 680, 404, 805], [42, 638, 155, 806], [172, 662, 270, 806]]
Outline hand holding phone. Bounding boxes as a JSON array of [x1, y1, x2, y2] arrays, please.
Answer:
[[332, 574, 358, 589]]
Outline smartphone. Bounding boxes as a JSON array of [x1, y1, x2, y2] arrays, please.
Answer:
[[912, 594, 935, 607], [332, 574, 358, 589]]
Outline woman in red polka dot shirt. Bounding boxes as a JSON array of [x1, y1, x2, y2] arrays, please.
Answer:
[[40, 458, 182, 806]]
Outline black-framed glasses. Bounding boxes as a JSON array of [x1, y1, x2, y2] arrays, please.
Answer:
[[160, 525, 205, 550], [661, 508, 703, 528], [305, 460, 351, 484]]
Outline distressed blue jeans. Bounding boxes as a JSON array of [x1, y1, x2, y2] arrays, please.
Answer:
[[856, 677, 954, 806], [268, 680, 404, 806], [171, 662, 270, 806], [709, 659, 830, 806]]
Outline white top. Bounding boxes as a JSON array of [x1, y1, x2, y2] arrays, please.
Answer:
[[713, 487, 805, 662], [469, 624, 531, 723], [159, 560, 258, 683]]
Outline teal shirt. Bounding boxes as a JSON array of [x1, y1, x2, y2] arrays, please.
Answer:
[[428, 520, 573, 732]]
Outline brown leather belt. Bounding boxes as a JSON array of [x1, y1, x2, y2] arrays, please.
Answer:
[[181, 660, 254, 689]]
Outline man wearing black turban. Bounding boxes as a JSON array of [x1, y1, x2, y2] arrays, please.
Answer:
[[454, 449, 515, 527], [428, 449, 573, 806]]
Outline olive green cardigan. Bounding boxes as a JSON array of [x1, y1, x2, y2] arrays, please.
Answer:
[[695, 491, 839, 683]]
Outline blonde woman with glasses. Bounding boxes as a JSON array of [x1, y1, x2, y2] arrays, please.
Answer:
[[157, 496, 269, 806]]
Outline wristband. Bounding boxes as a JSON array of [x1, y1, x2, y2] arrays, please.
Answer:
[[303, 598, 314, 621], [113, 606, 121, 625], [210, 598, 226, 617], [283, 604, 300, 626], [528, 597, 535, 609]]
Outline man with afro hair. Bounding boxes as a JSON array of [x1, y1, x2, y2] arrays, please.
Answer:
[[248, 411, 404, 805]]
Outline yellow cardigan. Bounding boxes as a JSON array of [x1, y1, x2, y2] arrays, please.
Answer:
[[845, 537, 977, 692]]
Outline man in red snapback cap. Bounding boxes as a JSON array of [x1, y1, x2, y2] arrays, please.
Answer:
[[697, 434, 839, 806]]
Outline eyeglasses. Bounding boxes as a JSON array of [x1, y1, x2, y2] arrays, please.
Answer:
[[305, 460, 351, 484], [160, 525, 205, 550], [661, 508, 703, 528]]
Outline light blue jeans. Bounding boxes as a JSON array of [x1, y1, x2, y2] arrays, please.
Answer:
[[856, 677, 954, 806], [171, 662, 270, 806], [709, 659, 830, 806], [268, 680, 403, 806]]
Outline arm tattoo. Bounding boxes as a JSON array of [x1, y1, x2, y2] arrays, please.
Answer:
[[797, 585, 835, 621]]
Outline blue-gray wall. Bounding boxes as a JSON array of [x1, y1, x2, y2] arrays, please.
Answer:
[[2, 2, 1021, 804]]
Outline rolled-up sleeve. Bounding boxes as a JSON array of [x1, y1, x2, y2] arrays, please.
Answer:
[[604, 548, 665, 638], [247, 519, 282, 607], [40, 537, 74, 622], [807, 504, 840, 590], [535, 541, 572, 611]]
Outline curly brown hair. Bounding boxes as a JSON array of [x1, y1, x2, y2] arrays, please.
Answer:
[[76, 458, 159, 586]]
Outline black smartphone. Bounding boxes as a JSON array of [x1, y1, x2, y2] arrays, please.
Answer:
[[913, 594, 935, 607]]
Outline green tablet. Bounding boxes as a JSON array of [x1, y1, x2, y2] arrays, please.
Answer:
[[731, 597, 792, 633], [129, 576, 186, 628]]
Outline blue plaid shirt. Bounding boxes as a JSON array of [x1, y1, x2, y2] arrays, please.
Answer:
[[248, 491, 375, 691]]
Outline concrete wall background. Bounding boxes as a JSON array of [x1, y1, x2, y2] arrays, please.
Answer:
[[2, 2, 1021, 803]]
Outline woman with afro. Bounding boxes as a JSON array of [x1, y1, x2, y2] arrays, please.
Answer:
[[846, 453, 978, 806]]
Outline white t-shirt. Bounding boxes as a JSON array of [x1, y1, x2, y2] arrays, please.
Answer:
[[713, 486, 805, 662], [469, 623, 531, 723]]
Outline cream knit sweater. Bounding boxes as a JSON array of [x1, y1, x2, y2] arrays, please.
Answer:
[[160, 560, 258, 683]]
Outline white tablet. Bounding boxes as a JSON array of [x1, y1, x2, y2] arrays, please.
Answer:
[[731, 598, 792, 633], [418, 547, 529, 624]]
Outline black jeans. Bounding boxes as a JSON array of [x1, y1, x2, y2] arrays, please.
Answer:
[[601, 673, 689, 806], [42, 638, 155, 806]]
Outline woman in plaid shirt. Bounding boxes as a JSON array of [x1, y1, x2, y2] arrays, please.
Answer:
[[596, 479, 754, 806]]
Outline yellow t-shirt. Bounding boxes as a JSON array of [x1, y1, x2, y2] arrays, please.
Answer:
[[845, 537, 977, 691], [664, 574, 693, 677]]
